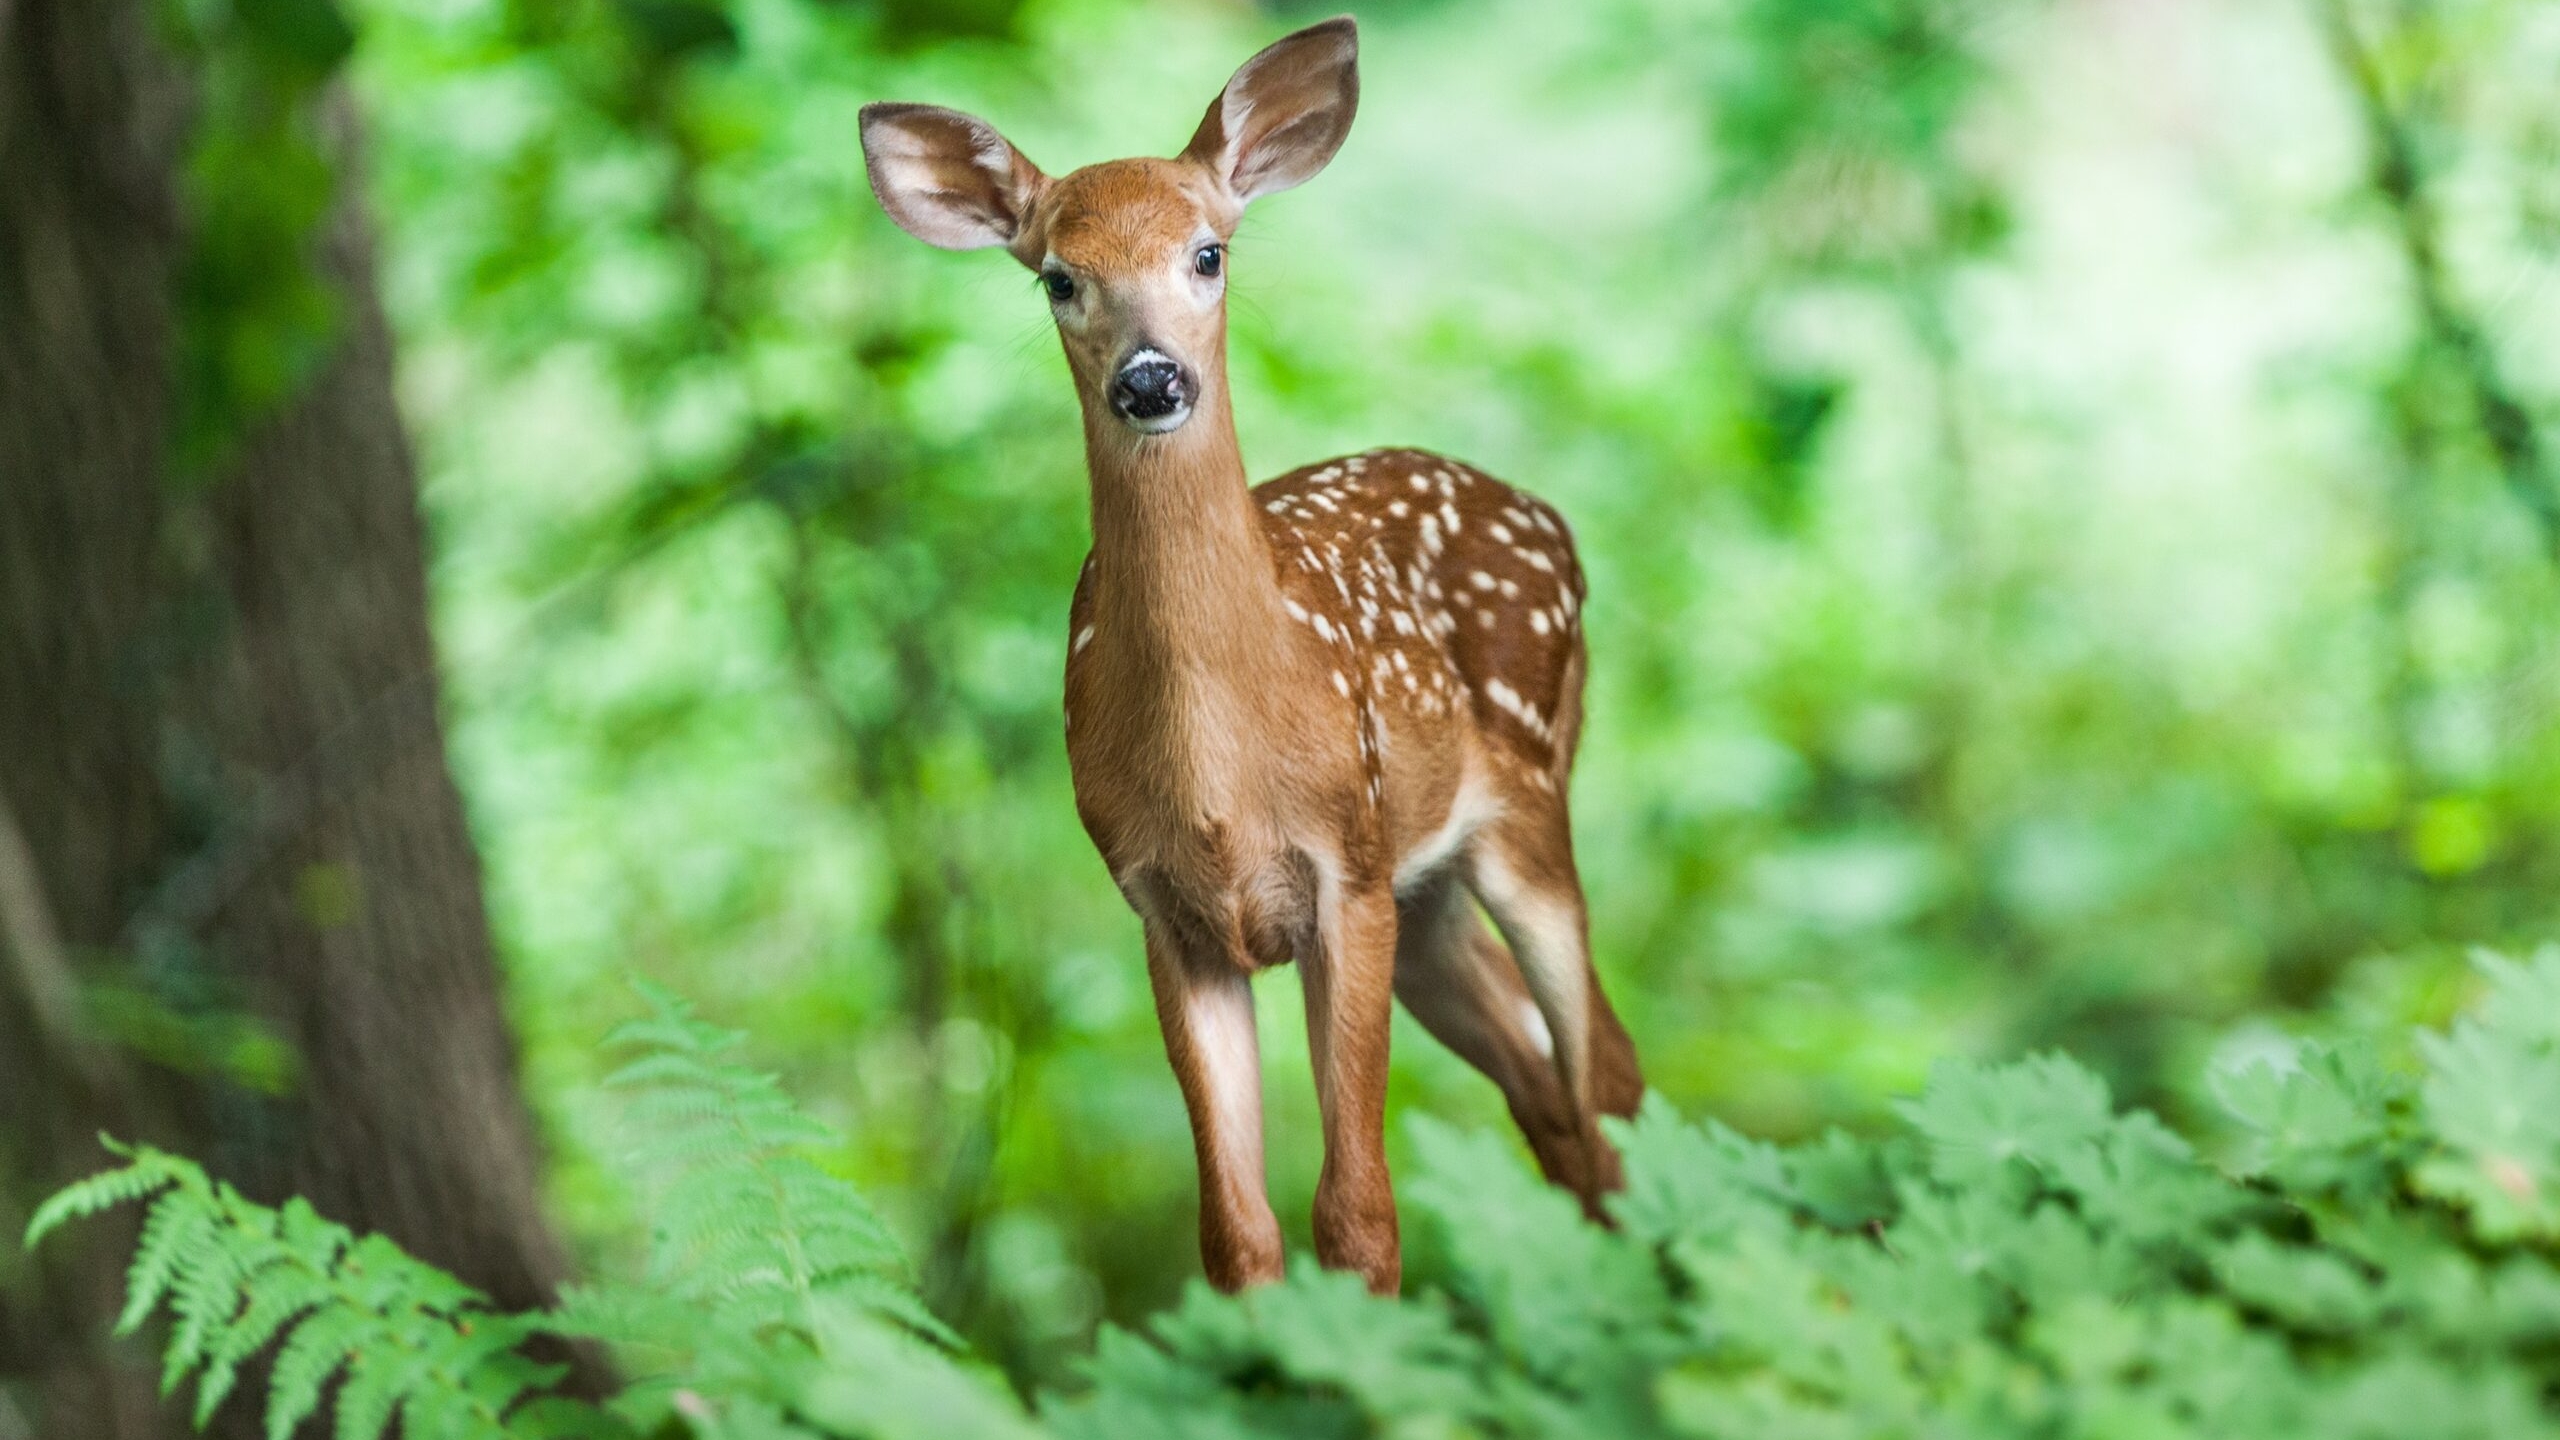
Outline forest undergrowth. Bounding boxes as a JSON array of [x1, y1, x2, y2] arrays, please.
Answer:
[[30, 952, 2560, 1439]]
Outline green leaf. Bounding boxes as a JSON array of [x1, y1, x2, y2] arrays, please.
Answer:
[[120, 1195, 215, 1336], [613, 0, 738, 61], [795, 1305, 1041, 1440], [2213, 1043, 2401, 1190], [1136, 1261, 1487, 1423], [233, 0, 355, 78], [2415, 1017, 2560, 1240], [23, 1142, 170, 1250], [2048, 1112, 2247, 1249], [2213, 1233, 2382, 1333], [1787, 1127, 1897, 1229], [2471, 947, 2560, 1049], [1406, 1117, 1673, 1397], [1894, 1052, 2115, 1189], [1606, 1093, 1798, 1249]]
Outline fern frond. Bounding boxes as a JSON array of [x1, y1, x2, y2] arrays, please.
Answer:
[[21, 1136, 172, 1249], [191, 1278, 321, 1427], [600, 981, 952, 1355], [27, 1143, 624, 1440], [120, 1181, 217, 1336], [163, 1197, 252, 1392], [266, 1305, 366, 1440]]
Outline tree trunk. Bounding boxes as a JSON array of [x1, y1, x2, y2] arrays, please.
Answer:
[[0, 2, 575, 1435]]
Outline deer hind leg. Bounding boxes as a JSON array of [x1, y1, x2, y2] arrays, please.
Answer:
[[1392, 870, 1610, 1210], [1461, 801, 1644, 1204]]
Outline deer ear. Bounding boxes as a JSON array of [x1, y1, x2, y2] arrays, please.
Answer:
[[1182, 16, 1359, 205], [860, 102, 1049, 255]]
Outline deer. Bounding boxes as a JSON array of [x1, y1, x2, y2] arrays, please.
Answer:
[[859, 15, 1642, 1296]]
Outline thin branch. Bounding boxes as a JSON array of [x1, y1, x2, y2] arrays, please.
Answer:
[[0, 786, 127, 1098], [2321, 0, 2560, 564]]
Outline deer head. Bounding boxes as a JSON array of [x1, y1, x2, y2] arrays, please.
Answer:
[[859, 17, 1360, 440]]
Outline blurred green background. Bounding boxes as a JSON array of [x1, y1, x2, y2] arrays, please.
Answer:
[[342, 0, 2560, 1391]]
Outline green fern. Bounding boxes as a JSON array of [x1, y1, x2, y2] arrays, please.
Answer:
[[24, 980, 992, 1440], [549, 979, 961, 1435], [23, 1140, 618, 1440]]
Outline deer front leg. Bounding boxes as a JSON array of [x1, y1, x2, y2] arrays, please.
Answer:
[[1143, 921, 1284, 1291], [1299, 875, 1401, 1293]]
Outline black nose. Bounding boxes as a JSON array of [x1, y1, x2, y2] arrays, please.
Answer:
[[1112, 355, 1188, 420]]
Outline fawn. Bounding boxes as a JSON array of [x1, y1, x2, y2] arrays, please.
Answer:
[[860, 16, 1642, 1294]]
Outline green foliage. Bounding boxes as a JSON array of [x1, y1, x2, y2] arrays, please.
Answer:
[[551, 980, 962, 1433], [22, 982, 991, 1440], [2412, 950, 2560, 1240], [24, 1144, 597, 1439], [328, 0, 2560, 1383], [1698, 0, 2015, 265], [158, 0, 361, 473], [34, 951, 2560, 1437]]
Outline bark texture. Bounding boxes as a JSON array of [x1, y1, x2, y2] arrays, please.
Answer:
[[0, 2, 573, 1435]]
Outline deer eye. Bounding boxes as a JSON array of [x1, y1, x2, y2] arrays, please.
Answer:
[[1193, 244, 1223, 278], [1042, 270, 1075, 302]]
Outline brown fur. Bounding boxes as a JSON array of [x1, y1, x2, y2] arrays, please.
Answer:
[[863, 17, 1643, 1296]]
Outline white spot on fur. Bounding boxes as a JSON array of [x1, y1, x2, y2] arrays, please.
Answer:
[[1393, 777, 1500, 893], [1518, 999, 1555, 1058], [1483, 678, 1552, 738]]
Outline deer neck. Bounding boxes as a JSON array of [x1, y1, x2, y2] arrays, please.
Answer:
[[1079, 378, 1291, 720]]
